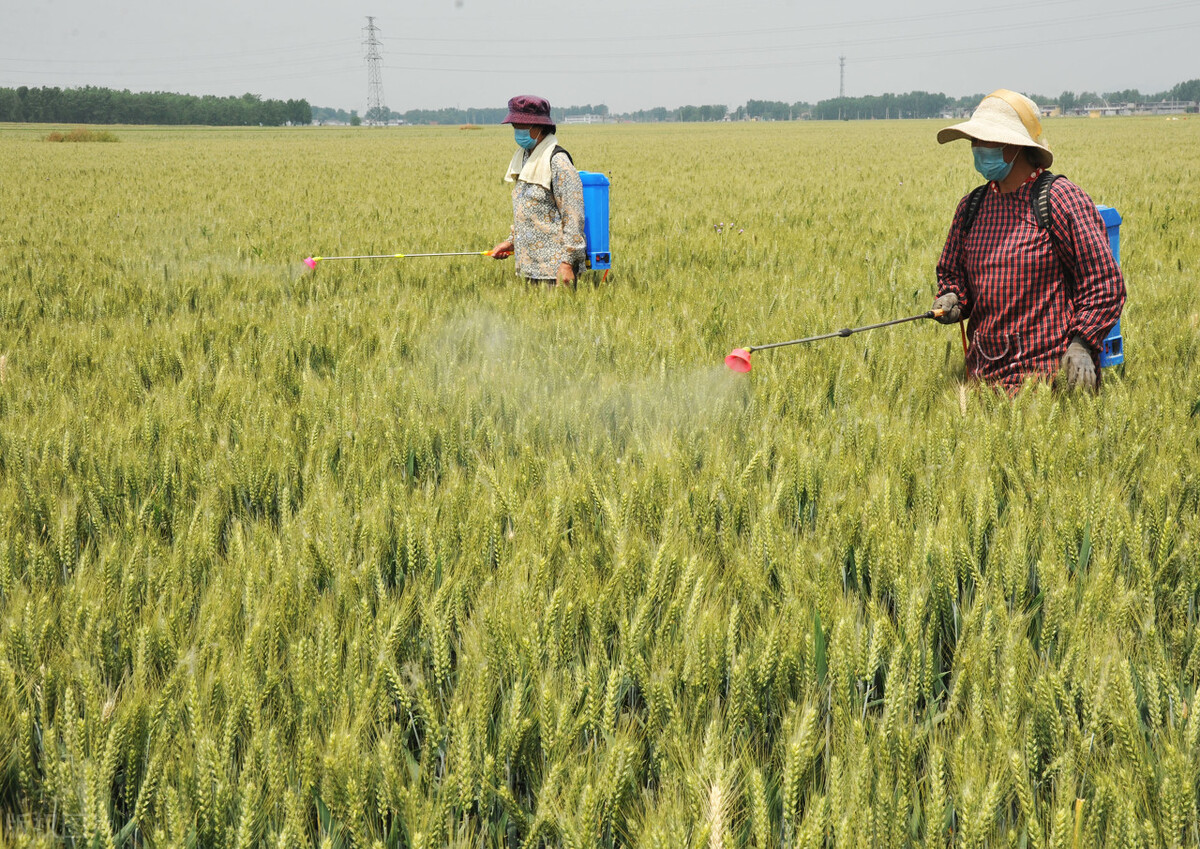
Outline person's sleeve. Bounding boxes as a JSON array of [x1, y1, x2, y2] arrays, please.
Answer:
[[935, 194, 973, 317], [550, 153, 588, 268], [1048, 179, 1126, 353]]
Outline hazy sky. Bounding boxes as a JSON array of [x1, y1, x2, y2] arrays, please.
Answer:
[[4, 0, 1198, 113]]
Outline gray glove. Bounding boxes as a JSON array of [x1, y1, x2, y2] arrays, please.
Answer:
[[931, 292, 962, 324], [1060, 336, 1097, 391]]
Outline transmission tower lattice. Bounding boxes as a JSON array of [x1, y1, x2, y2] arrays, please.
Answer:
[[839, 55, 846, 98], [364, 16, 387, 124]]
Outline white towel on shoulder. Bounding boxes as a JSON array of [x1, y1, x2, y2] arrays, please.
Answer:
[[504, 134, 560, 190]]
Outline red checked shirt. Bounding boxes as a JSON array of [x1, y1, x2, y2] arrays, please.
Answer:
[[936, 170, 1125, 389]]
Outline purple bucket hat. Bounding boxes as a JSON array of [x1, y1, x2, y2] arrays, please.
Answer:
[[502, 95, 554, 126]]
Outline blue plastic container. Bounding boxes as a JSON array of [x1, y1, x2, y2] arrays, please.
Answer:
[[1096, 205, 1123, 367], [578, 171, 611, 270]]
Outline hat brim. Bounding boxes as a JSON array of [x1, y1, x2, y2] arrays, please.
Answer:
[[502, 111, 554, 125], [938, 118, 1054, 167]]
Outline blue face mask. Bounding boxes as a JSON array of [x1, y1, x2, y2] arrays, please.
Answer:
[[973, 145, 1014, 182], [514, 129, 538, 150]]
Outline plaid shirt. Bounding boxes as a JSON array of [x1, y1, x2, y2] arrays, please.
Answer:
[[936, 172, 1125, 388]]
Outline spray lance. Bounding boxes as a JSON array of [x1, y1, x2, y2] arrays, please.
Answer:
[[303, 249, 508, 270], [725, 308, 948, 372]]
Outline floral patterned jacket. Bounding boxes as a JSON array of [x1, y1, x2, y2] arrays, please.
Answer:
[[509, 149, 587, 280]]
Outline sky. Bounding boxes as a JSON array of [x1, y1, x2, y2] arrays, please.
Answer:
[[3, 0, 1198, 114]]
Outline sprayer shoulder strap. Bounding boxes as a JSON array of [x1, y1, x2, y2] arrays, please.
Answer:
[[959, 171, 1062, 239], [1030, 170, 1061, 232], [545, 146, 575, 216], [959, 183, 990, 238]]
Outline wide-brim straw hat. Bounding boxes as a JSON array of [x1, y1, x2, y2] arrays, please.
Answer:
[[938, 89, 1053, 169], [502, 95, 554, 126]]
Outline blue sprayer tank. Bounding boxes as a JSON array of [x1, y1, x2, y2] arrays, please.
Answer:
[[578, 171, 611, 270], [1096, 205, 1124, 367]]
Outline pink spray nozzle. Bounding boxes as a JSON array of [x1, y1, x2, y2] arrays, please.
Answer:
[[303, 257, 318, 270], [725, 348, 753, 372]]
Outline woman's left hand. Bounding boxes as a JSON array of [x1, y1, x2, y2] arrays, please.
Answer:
[[557, 262, 576, 286]]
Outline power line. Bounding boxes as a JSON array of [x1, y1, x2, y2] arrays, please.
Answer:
[[0, 59, 362, 86], [378, 19, 1200, 76], [0, 39, 359, 66], [375, 0, 1182, 44], [374, 0, 1196, 60]]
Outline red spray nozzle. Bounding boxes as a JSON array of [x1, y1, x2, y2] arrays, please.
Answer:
[[725, 348, 753, 372]]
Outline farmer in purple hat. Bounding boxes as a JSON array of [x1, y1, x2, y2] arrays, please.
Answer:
[[489, 95, 587, 286]]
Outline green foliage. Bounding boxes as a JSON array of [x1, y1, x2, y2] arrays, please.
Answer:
[[812, 91, 951, 120], [0, 85, 312, 126], [1, 118, 1199, 847], [1169, 79, 1200, 103]]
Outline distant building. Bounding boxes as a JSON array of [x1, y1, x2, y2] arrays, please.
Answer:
[[563, 114, 612, 124], [1069, 100, 1197, 118], [1138, 100, 1196, 115], [945, 99, 1196, 121], [940, 106, 973, 120]]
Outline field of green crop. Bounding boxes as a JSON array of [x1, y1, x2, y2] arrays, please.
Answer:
[[1, 116, 1199, 848]]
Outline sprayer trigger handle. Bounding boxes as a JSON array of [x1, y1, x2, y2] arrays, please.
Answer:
[[930, 309, 945, 318]]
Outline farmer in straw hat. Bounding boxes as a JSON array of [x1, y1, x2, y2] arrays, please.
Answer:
[[490, 95, 587, 287], [930, 89, 1125, 391]]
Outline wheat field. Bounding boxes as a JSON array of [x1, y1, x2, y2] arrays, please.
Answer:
[[1, 117, 1199, 847]]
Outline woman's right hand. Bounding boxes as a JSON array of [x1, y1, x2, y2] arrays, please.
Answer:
[[931, 292, 962, 323], [489, 240, 514, 259]]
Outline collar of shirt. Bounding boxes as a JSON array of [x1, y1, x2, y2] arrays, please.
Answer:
[[989, 166, 1045, 194]]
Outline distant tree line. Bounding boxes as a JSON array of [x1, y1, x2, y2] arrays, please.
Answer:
[[314, 101, 820, 125], [613, 104, 718, 122], [312, 103, 614, 126], [312, 106, 362, 125], [0, 86, 311, 126], [1026, 79, 1200, 112], [397, 107, 508, 125], [11, 77, 1195, 128], [314, 79, 1200, 125], [766, 79, 1200, 121], [812, 91, 951, 120]]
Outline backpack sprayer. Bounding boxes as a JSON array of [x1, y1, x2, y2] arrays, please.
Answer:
[[302, 170, 612, 275], [1096, 205, 1124, 367], [578, 171, 611, 273]]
